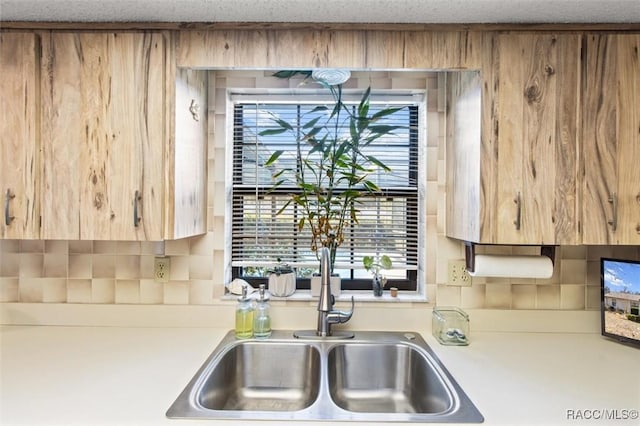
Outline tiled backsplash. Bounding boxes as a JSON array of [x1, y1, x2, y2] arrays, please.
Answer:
[[1, 71, 639, 310]]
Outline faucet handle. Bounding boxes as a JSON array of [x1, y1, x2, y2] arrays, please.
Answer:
[[337, 296, 355, 316], [347, 295, 354, 313], [327, 296, 355, 325]]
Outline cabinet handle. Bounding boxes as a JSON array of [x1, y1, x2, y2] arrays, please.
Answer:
[[189, 99, 200, 122], [607, 193, 617, 232], [4, 189, 15, 226], [513, 192, 521, 230], [133, 190, 142, 228]]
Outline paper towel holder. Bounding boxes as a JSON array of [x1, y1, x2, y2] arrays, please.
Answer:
[[464, 242, 555, 274]]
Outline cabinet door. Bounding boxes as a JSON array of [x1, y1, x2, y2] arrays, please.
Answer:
[[495, 33, 580, 245], [583, 34, 640, 244], [40, 32, 165, 240], [0, 32, 40, 239], [169, 68, 208, 239]]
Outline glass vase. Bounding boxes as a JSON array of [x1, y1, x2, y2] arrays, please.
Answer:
[[372, 275, 384, 297]]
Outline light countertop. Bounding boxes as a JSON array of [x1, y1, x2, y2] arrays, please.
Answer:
[[1, 324, 638, 426]]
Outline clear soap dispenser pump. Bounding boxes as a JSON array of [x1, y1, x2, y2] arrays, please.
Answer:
[[253, 284, 272, 338]]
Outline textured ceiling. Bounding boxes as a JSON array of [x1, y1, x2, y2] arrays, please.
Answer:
[[1, 0, 639, 23]]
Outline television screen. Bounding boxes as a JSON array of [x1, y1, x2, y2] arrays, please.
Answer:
[[601, 258, 640, 348]]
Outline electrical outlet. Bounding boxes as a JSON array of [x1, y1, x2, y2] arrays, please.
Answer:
[[448, 260, 471, 286], [154, 256, 171, 283]]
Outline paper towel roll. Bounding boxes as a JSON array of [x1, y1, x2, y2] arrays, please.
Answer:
[[467, 254, 554, 279]]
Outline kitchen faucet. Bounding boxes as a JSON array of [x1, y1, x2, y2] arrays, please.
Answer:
[[315, 247, 354, 337], [293, 246, 355, 339]]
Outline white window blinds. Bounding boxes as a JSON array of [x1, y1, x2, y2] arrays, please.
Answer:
[[230, 91, 422, 288]]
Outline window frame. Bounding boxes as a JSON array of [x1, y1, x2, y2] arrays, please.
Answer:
[[225, 89, 427, 293]]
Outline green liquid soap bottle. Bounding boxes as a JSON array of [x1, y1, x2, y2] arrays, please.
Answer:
[[235, 285, 254, 339], [253, 284, 272, 339]]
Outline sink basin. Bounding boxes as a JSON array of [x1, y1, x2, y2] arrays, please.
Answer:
[[198, 341, 321, 411], [167, 330, 483, 423], [328, 343, 452, 414]]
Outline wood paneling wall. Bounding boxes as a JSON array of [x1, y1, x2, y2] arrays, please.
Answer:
[[176, 30, 492, 70]]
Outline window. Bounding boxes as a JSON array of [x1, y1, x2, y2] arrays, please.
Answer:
[[229, 90, 424, 291]]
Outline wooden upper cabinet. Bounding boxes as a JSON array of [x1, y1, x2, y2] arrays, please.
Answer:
[[40, 32, 166, 240], [37, 31, 207, 241], [0, 32, 40, 239], [494, 33, 580, 245], [446, 33, 581, 245], [445, 71, 484, 243], [582, 34, 640, 244], [168, 68, 208, 239]]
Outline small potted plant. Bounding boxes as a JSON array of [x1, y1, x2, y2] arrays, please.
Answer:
[[363, 254, 392, 296], [267, 259, 296, 297]]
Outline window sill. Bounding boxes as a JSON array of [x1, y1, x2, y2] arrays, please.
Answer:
[[223, 289, 428, 304]]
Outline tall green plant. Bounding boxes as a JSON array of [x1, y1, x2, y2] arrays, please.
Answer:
[[261, 84, 404, 273]]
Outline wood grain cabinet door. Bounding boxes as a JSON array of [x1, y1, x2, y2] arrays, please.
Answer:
[[40, 32, 165, 240], [494, 33, 580, 245], [168, 68, 208, 239], [0, 32, 40, 239], [582, 34, 640, 244]]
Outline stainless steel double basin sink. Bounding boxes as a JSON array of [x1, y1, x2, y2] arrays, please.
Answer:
[[166, 330, 483, 423]]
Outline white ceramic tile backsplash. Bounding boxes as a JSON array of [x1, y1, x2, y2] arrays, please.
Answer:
[[484, 284, 512, 309], [139, 279, 163, 304], [537, 285, 561, 310], [511, 284, 536, 310], [1, 70, 639, 311], [163, 281, 189, 305], [42, 278, 66, 303], [69, 254, 92, 279], [91, 279, 115, 304], [0, 278, 19, 302], [67, 279, 92, 303]]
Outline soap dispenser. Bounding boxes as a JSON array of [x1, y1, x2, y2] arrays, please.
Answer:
[[235, 285, 254, 339], [253, 284, 272, 338]]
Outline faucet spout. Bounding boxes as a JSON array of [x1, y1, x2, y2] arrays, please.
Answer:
[[317, 247, 333, 314], [316, 247, 354, 337]]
